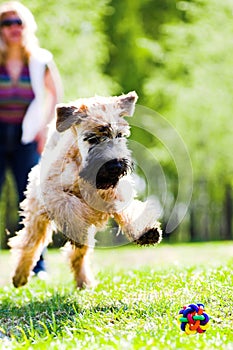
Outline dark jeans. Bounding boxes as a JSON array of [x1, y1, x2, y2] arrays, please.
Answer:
[[0, 122, 45, 272], [0, 122, 40, 202]]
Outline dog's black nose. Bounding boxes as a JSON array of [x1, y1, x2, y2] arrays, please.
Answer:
[[96, 158, 129, 189], [106, 160, 123, 174]]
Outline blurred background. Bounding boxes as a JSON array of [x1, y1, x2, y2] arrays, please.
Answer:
[[0, 0, 232, 247]]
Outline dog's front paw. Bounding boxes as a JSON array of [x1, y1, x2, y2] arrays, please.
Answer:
[[76, 275, 97, 290], [134, 225, 162, 246], [12, 273, 29, 288]]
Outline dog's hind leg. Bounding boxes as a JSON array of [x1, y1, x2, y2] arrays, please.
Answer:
[[8, 165, 52, 287], [9, 195, 52, 288]]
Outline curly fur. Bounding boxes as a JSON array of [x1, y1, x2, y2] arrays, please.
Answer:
[[9, 91, 162, 289]]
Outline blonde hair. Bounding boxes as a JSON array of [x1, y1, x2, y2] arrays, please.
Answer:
[[0, 1, 39, 63]]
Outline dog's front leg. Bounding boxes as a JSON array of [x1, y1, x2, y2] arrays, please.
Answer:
[[42, 182, 98, 287], [66, 243, 95, 289], [64, 225, 96, 289], [113, 199, 162, 246]]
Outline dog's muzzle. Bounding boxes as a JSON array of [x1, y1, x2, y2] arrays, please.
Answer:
[[96, 158, 130, 189], [80, 157, 132, 190]]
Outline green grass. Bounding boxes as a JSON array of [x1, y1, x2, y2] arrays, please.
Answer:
[[0, 242, 233, 349]]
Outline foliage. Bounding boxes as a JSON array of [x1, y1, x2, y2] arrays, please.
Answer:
[[142, 0, 233, 240], [0, 0, 232, 243], [0, 243, 233, 349], [26, 0, 116, 99], [105, 0, 233, 241]]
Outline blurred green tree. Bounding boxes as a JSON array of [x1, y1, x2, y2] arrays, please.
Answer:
[[143, 0, 233, 240], [0, 0, 232, 246], [29, 0, 116, 99]]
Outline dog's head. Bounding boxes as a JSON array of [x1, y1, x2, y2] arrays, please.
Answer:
[[55, 91, 138, 189]]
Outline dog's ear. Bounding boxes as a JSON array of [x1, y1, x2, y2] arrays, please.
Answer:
[[118, 91, 138, 117], [56, 104, 88, 132]]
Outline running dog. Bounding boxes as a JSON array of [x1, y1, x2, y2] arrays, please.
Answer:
[[9, 91, 162, 289]]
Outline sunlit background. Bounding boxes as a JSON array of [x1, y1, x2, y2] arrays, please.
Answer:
[[0, 0, 232, 247]]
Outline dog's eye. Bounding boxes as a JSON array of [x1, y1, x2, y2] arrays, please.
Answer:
[[116, 133, 123, 138], [87, 137, 100, 145], [84, 135, 108, 145]]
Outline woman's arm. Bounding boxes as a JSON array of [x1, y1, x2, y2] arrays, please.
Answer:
[[35, 61, 63, 154]]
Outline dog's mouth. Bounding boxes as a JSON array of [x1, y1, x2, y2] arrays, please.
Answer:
[[80, 158, 132, 190], [96, 158, 130, 189]]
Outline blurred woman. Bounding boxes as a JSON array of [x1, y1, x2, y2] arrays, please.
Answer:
[[0, 1, 63, 278]]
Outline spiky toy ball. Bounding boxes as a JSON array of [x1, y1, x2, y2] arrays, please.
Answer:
[[177, 303, 210, 335]]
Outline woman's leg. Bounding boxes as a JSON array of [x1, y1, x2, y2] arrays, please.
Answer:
[[0, 123, 8, 195], [12, 141, 47, 276], [12, 141, 40, 203], [0, 147, 6, 195]]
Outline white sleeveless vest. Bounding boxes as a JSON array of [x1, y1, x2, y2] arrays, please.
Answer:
[[21, 48, 53, 144]]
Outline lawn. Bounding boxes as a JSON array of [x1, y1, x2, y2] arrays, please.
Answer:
[[0, 242, 233, 349]]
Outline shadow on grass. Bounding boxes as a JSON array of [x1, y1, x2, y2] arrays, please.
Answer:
[[0, 293, 130, 339]]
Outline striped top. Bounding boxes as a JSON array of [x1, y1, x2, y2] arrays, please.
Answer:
[[0, 64, 35, 124]]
